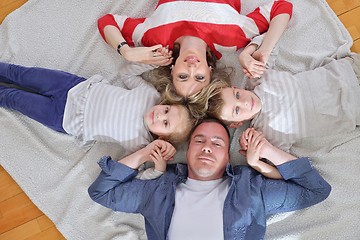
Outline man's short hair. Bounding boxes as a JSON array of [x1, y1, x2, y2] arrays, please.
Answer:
[[190, 118, 231, 140]]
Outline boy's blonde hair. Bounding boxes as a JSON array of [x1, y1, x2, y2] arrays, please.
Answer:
[[159, 104, 195, 145], [206, 81, 233, 125]]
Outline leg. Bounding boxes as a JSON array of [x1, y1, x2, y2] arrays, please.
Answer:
[[0, 85, 66, 132], [0, 62, 86, 96]]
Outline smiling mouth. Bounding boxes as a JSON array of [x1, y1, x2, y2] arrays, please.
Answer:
[[185, 56, 200, 63]]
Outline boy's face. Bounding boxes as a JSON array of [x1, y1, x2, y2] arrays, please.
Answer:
[[144, 105, 183, 137], [220, 87, 261, 123]]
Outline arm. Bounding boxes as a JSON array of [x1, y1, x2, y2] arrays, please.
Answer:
[[98, 14, 172, 66], [88, 140, 176, 210], [261, 157, 331, 215], [119, 62, 157, 89], [238, 13, 291, 79], [240, 129, 331, 214], [252, 13, 291, 67]]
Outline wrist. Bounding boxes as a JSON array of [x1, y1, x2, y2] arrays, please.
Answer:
[[117, 41, 128, 55]]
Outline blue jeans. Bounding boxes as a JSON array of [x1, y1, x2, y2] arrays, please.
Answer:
[[0, 62, 86, 132]]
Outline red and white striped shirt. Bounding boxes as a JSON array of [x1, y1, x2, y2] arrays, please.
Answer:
[[98, 0, 292, 59]]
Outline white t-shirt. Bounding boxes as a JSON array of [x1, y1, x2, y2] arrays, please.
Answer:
[[167, 177, 230, 240]]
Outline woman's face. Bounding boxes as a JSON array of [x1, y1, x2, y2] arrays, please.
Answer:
[[171, 52, 212, 97]]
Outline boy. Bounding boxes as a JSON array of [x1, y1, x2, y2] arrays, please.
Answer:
[[208, 57, 360, 151], [0, 61, 194, 161]]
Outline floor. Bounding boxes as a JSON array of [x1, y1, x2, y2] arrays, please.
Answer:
[[0, 0, 360, 239]]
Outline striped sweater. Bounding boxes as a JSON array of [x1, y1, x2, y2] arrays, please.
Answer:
[[62, 64, 159, 154], [251, 58, 360, 152], [98, 0, 292, 59]]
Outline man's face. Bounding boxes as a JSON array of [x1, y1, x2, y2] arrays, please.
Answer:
[[186, 121, 230, 181]]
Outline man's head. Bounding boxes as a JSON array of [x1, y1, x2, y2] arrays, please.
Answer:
[[186, 119, 231, 181], [208, 86, 262, 128], [144, 104, 194, 144]]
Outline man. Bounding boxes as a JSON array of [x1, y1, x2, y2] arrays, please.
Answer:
[[88, 119, 331, 240]]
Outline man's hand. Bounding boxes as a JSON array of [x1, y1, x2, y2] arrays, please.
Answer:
[[239, 128, 271, 159], [244, 129, 265, 166], [121, 44, 173, 66]]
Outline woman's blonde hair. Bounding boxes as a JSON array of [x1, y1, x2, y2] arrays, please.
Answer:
[[149, 66, 233, 120]]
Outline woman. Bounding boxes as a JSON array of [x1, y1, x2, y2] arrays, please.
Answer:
[[98, 0, 292, 98]]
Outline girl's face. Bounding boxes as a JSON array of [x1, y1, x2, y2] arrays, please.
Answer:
[[220, 87, 262, 123], [171, 52, 212, 97], [144, 105, 183, 137]]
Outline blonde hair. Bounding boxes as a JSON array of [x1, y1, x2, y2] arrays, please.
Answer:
[[149, 66, 233, 120], [159, 104, 195, 145], [206, 81, 232, 125]]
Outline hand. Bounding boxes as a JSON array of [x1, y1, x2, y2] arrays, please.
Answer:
[[239, 127, 254, 152], [245, 129, 266, 166], [150, 145, 168, 172], [121, 44, 173, 66], [148, 139, 176, 172], [147, 139, 176, 160], [238, 51, 266, 79]]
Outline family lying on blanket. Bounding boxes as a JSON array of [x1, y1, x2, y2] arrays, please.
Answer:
[[1, 0, 360, 239]]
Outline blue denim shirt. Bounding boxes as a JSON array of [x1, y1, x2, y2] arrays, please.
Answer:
[[88, 157, 331, 240]]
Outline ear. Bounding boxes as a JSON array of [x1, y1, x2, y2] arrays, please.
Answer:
[[228, 122, 243, 128]]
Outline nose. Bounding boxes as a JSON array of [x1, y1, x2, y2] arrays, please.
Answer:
[[202, 145, 212, 153], [237, 97, 248, 110], [187, 61, 197, 68], [157, 112, 166, 121]]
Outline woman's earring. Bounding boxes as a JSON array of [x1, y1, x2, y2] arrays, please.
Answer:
[[209, 66, 213, 72], [170, 65, 174, 70]]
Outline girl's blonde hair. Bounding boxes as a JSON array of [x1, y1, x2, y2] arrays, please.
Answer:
[[159, 104, 195, 146]]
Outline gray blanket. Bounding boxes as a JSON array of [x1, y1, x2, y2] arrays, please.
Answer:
[[1, 0, 359, 239]]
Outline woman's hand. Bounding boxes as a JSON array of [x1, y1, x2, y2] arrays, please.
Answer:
[[121, 44, 173, 66], [238, 51, 266, 79]]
